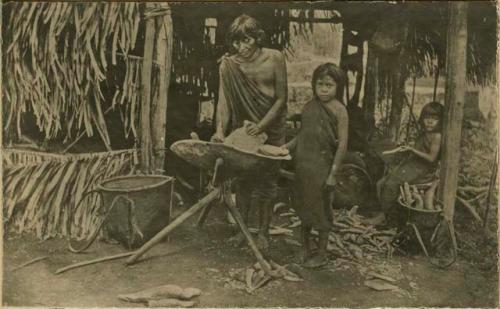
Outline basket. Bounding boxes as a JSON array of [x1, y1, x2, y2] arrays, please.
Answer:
[[397, 182, 442, 229], [98, 175, 174, 249]]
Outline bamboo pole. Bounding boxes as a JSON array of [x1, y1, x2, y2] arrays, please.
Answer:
[[56, 252, 134, 275], [151, 3, 173, 174], [438, 2, 468, 224], [139, 3, 156, 173]]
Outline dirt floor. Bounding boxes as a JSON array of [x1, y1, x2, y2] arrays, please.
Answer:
[[3, 203, 499, 308]]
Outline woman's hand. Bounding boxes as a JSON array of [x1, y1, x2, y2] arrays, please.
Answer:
[[210, 132, 225, 143], [245, 122, 262, 136]]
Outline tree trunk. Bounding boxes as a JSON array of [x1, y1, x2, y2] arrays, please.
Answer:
[[438, 2, 468, 222], [362, 42, 378, 134], [151, 3, 173, 174], [433, 65, 440, 102], [139, 3, 156, 173], [388, 54, 407, 142]]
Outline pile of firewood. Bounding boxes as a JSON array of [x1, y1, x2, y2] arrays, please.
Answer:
[[327, 207, 396, 260]]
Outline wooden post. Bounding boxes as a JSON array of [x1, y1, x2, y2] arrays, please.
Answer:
[[438, 2, 468, 222], [350, 43, 364, 107], [362, 42, 378, 133], [151, 3, 173, 173], [433, 64, 440, 102], [388, 55, 407, 142], [139, 3, 156, 173], [338, 28, 349, 101]]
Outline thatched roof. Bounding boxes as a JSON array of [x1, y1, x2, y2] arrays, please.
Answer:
[[2, 2, 143, 144]]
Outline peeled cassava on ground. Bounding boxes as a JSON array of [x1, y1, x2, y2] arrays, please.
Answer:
[[117, 285, 201, 303], [148, 298, 197, 308]]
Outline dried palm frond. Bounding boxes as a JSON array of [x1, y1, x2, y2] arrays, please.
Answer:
[[3, 149, 135, 239], [3, 3, 143, 142]]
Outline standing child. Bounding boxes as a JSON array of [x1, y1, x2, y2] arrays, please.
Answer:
[[374, 101, 444, 226], [284, 63, 348, 268]]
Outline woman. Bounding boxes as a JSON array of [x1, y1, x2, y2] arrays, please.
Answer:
[[211, 14, 288, 250]]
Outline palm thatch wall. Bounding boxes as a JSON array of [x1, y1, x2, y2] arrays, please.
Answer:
[[2, 2, 153, 239]]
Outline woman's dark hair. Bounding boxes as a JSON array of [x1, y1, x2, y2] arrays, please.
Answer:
[[226, 15, 266, 52], [418, 101, 444, 132], [311, 63, 346, 101]]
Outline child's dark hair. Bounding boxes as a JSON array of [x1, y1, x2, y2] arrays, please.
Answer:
[[226, 15, 266, 52], [419, 101, 444, 132], [311, 63, 346, 101]]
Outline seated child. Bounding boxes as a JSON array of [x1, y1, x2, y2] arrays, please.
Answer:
[[372, 101, 444, 226]]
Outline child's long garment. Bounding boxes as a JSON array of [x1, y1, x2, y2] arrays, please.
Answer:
[[293, 99, 338, 231], [378, 133, 440, 213]]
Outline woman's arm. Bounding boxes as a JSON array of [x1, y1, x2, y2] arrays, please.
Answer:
[[408, 133, 441, 163], [250, 52, 288, 134], [283, 137, 298, 152]]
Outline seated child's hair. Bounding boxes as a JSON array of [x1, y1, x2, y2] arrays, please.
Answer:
[[226, 15, 266, 51], [311, 63, 346, 101], [418, 102, 444, 132]]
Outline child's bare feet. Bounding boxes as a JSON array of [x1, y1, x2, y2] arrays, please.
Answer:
[[303, 253, 328, 269], [228, 232, 245, 247]]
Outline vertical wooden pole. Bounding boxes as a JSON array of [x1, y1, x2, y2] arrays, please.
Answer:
[[338, 28, 349, 102], [151, 3, 173, 173], [140, 3, 156, 173], [438, 2, 468, 222], [388, 55, 406, 142], [363, 42, 378, 134], [433, 64, 440, 102], [350, 43, 364, 107]]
